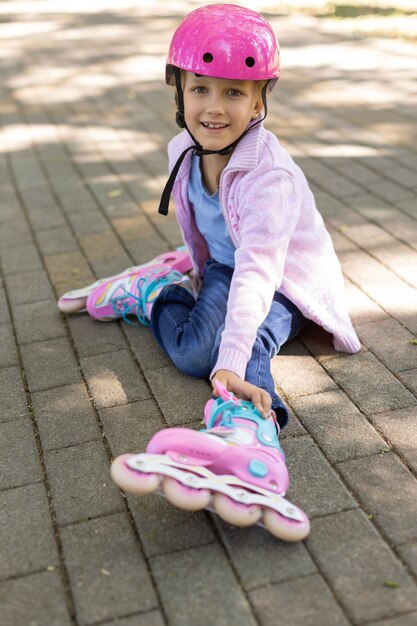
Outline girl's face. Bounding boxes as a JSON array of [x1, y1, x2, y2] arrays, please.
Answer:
[[182, 72, 263, 152]]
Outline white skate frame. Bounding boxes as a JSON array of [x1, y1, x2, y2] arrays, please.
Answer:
[[126, 453, 305, 523]]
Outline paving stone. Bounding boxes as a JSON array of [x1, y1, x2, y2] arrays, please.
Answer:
[[54, 185, 97, 214], [99, 398, 165, 457], [19, 185, 60, 221], [150, 543, 257, 626], [291, 390, 388, 463], [11, 158, 46, 192], [111, 214, 155, 242], [4, 269, 55, 306], [215, 519, 316, 590], [146, 366, 212, 426], [0, 286, 10, 323], [0, 419, 41, 489], [66, 206, 109, 236], [398, 197, 417, 220], [324, 352, 416, 415], [0, 218, 32, 248], [365, 179, 415, 203], [272, 340, 338, 399], [0, 323, 18, 367], [369, 406, 417, 474], [344, 278, 389, 325], [31, 382, 101, 451], [98, 611, 165, 626], [127, 235, 171, 267], [0, 570, 72, 626], [44, 251, 93, 299], [13, 300, 66, 344], [89, 255, 136, 282], [0, 483, 59, 580], [280, 408, 306, 439], [344, 223, 417, 289], [68, 314, 127, 358], [21, 337, 82, 392], [78, 230, 130, 265], [336, 161, 382, 186], [306, 509, 417, 624], [338, 452, 417, 546], [26, 204, 67, 231], [398, 369, 417, 396], [35, 225, 79, 256], [129, 493, 215, 557], [397, 541, 417, 578], [60, 513, 157, 626], [298, 322, 344, 361], [367, 613, 417, 626], [124, 322, 172, 371], [0, 242, 42, 275], [282, 435, 357, 517], [81, 350, 150, 409], [356, 318, 417, 373], [337, 243, 417, 334], [44, 440, 124, 525], [0, 366, 28, 423], [249, 573, 350, 626]]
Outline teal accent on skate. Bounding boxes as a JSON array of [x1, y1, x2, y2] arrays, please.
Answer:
[[204, 395, 283, 455], [111, 269, 187, 328], [248, 459, 268, 478]]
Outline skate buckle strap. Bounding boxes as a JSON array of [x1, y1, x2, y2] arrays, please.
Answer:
[[206, 387, 283, 454]]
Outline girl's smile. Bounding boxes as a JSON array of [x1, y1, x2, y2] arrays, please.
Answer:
[[183, 72, 263, 152]]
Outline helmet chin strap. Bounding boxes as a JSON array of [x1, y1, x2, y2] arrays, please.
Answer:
[[158, 67, 269, 216]]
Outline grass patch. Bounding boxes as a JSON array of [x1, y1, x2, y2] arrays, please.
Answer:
[[315, 3, 416, 19]]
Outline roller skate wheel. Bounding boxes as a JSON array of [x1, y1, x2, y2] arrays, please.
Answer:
[[213, 493, 262, 527], [110, 454, 160, 495], [263, 507, 310, 542], [162, 476, 211, 511]]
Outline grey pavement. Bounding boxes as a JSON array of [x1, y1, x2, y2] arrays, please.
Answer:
[[1, 2, 417, 625]]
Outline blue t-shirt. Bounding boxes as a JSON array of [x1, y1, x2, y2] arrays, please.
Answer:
[[188, 155, 236, 268]]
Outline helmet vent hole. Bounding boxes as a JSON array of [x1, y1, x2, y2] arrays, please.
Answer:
[[245, 56, 255, 68], [203, 52, 213, 64]]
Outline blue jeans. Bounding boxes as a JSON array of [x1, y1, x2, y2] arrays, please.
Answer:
[[150, 260, 306, 428]]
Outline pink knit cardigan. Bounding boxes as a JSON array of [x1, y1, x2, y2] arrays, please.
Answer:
[[167, 123, 361, 380]]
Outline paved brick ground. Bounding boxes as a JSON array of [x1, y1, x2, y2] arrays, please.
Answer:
[[1, 2, 417, 625]]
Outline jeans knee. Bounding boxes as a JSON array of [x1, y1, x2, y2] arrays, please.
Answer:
[[171, 348, 212, 378]]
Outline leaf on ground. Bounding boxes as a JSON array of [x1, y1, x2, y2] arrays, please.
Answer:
[[107, 189, 122, 198], [409, 339, 417, 345], [383, 580, 400, 588]]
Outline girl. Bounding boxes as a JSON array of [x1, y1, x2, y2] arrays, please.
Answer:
[[83, 3, 360, 429]]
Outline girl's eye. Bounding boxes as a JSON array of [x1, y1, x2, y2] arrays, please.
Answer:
[[192, 86, 207, 94], [228, 89, 242, 97]]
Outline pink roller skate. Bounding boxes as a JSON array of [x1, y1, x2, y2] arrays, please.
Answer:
[[57, 246, 192, 314], [111, 382, 310, 542]]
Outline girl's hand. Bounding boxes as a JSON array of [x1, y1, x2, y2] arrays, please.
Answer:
[[212, 370, 272, 418]]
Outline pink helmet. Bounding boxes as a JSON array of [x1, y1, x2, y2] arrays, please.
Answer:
[[166, 4, 280, 92]]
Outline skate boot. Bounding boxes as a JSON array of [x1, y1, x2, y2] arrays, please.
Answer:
[[57, 246, 192, 314], [111, 381, 310, 542]]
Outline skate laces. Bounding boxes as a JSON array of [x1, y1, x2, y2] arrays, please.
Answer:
[[110, 269, 185, 327]]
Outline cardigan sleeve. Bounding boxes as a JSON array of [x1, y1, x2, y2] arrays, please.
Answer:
[[211, 168, 301, 379]]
